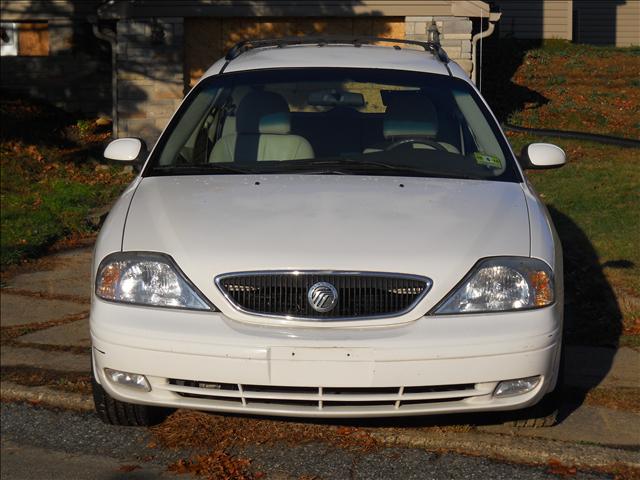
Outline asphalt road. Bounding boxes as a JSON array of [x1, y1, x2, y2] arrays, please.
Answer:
[[0, 403, 611, 480]]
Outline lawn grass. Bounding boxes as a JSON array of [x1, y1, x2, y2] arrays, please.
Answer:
[[0, 99, 133, 269], [508, 41, 639, 138], [483, 39, 640, 139]]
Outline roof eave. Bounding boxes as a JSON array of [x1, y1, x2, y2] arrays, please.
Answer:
[[98, 1, 496, 20]]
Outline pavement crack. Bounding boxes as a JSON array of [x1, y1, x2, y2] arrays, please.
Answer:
[[1, 365, 91, 395], [1, 311, 89, 342], [0, 288, 88, 305]]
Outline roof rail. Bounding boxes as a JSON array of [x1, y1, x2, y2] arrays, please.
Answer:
[[224, 36, 450, 64]]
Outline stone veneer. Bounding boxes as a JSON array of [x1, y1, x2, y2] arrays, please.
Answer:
[[404, 16, 473, 76], [116, 18, 184, 145]]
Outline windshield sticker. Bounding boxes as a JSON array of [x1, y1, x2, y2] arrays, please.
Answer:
[[474, 152, 503, 169]]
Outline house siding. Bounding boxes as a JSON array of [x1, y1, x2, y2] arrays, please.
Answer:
[[494, 0, 639, 47], [494, 0, 573, 40], [574, 0, 640, 47]]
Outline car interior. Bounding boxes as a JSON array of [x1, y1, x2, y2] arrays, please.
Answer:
[[162, 74, 508, 179], [190, 86, 475, 164]]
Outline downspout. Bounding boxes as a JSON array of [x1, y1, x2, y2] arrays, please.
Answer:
[[91, 20, 118, 138], [471, 12, 501, 87]]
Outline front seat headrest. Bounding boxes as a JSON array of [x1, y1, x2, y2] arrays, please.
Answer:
[[383, 95, 438, 139], [236, 91, 291, 135]]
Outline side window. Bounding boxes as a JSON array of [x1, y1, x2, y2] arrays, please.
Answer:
[[452, 88, 506, 174], [158, 88, 220, 166]]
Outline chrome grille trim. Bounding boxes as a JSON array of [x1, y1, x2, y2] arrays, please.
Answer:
[[159, 380, 495, 412], [215, 270, 432, 321]]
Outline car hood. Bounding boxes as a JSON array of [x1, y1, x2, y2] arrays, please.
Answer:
[[123, 175, 530, 322]]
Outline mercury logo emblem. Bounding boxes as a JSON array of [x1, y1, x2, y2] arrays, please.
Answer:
[[307, 282, 338, 313]]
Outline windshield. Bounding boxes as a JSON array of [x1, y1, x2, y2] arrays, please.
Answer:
[[145, 68, 520, 182]]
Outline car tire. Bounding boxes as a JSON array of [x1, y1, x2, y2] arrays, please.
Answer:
[[503, 344, 565, 428], [91, 367, 170, 427], [503, 393, 559, 428]]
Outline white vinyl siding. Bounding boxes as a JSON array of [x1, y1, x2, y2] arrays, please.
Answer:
[[495, 0, 573, 40], [574, 0, 640, 47]]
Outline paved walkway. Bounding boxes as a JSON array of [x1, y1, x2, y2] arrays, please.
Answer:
[[1, 246, 639, 450]]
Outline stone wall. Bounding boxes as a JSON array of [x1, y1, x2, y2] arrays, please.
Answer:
[[405, 16, 473, 76], [184, 17, 404, 87], [116, 17, 184, 146], [0, 20, 111, 115]]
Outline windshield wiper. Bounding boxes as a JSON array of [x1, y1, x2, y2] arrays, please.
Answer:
[[152, 164, 255, 175], [286, 158, 479, 180]]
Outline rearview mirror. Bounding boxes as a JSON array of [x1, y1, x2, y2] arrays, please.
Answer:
[[519, 143, 566, 170], [104, 138, 148, 167], [308, 89, 365, 107]]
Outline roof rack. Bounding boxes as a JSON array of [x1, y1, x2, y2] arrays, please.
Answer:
[[224, 36, 450, 64]]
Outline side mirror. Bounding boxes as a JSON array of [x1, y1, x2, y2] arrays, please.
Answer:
[[519, 143, 566, 170], [104, 138, 148, 169]]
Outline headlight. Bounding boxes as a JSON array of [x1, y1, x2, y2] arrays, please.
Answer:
[[95, 252, 213, 310], [434, 257, 554, 314]]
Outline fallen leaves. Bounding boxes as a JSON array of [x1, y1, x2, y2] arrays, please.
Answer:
[[152, 410, 378, 453], [151, 410, 380, 480], [168, 452, 254, 480], [488, 41, 639, 139], [546, 458, 577, 477], [118, 464, 142, 472], [582, 386, 640, 414]]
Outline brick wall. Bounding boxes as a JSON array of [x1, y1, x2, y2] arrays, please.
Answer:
[[405, 16, 473, 76], [116, 18, 184, 146]]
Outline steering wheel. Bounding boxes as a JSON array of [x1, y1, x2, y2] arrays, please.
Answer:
[[384, 138, 448, 152]]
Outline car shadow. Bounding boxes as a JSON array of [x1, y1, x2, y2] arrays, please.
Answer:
[[547, 206, 624, 423]]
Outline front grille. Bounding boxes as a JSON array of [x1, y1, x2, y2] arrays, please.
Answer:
[[216, 271, 432, 320], [162, 379, 490, 413]]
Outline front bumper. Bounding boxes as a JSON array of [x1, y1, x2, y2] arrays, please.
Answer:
[[91, 299, 562, 418]]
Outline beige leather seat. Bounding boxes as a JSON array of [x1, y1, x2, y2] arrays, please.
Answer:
[[210, 91, 314, 164], [365, 95, 460, 154]]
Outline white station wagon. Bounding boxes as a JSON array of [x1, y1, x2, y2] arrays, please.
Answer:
[[92, 37, 566, 427]]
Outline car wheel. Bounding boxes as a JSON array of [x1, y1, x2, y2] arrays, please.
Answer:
[[503, 345, 565, 428], [91, 367, 170, 427]]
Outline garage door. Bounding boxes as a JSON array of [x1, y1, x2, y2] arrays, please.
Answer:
[[185, 17, 405, 87]]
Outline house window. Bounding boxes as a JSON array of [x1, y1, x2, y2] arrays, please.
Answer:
[[0, 21, 49, 56], [1, 23, 18, 56]]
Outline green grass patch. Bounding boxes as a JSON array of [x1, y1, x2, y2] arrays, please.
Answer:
[[1, 175, 126, 266], [0, 99, 133, 269]]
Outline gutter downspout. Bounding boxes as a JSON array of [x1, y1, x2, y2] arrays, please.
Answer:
[[91, 20, 118, 138], [472, 12, 501, 87]]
